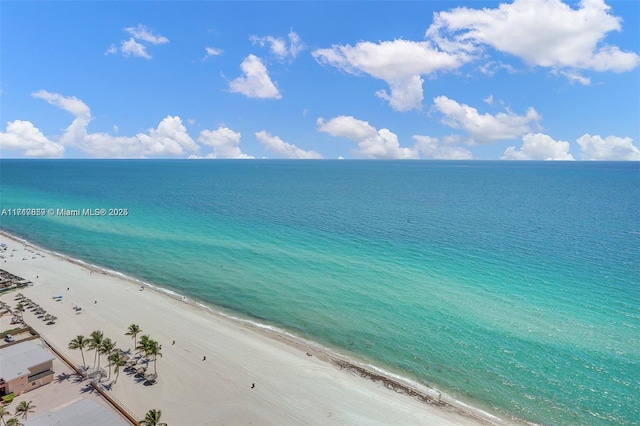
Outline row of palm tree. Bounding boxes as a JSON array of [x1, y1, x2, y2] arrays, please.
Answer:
[[0, 400, 36, 425], [126, 324, 162, 375], [68, 325, 163, 383], [68, 330, 126, 383], [135, 333, 163, 375]]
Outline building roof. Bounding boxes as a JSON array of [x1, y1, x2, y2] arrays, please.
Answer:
[[0, 341, 55, 382], [24, 398, 130, 426]]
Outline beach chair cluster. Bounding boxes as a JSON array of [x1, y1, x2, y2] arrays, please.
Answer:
[[13, 293, 57, 324], [123, 352, 158, 385], [0, 269, 32, 290]]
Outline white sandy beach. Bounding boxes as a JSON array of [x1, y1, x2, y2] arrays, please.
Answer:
[[0, 232, 505, 425]]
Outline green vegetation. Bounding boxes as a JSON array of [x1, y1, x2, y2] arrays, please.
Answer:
[[5, 417, 19, 426], [125, 324, 141, 348], [14, 400, 36, 420], [14, 303, 24, 320], [100, 338, 117, 379], [0, 327, 25, 339], [140, 409, 167, 426], [87, 330, 104, 369], [68, 335, 88, 368], [0, 405, 9, 426], [108, 351, 125, 384]]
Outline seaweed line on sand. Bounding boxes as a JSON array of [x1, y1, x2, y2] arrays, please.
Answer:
[[331, 358, 496, 425]]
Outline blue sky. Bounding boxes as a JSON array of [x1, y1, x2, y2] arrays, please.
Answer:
[[1, 0, 639, 160]]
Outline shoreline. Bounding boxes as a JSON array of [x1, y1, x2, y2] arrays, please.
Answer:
[[0, 229, 512, 425]]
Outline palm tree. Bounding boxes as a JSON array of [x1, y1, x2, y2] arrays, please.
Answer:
[[125, 324, 141, 349], [68, 335, 88, 368], [87, 330, 104, 369], [136, 334, 152, 360], [14, 400, 36, 421], [139, 409, 167, 426], [108, 351, 125, 384], [14, 302, 25, 320], [0, 406, 9, 426], [100, 338, 116, 379], [5, 418, 19, 426], [147, 340, 163, 375]]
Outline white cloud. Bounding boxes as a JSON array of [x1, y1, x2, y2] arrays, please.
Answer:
[[375, 75, 425, 113], [501, 133, 574, 160], [80, 116, 199, 158], [478, 61, 517, 76], [204, 46, 223, 60], [124, 24, 169, 45], [288, 30, 304, 58], [250, 30, 304, 60], [559, 70, 591, 85], [577, 134, 640, 160], [32, 90, 91, 119], [432, 96, 540, 144], [255, 130, 322, 159], [108, 24, 169, 59], [317, 116, 418, 159], [483, 95, 494, 105], [197, 127, 253, 159], [22, 91, 200, 158], [229, 55, 281, 99], [105, 44, 117, 56], [0, 120, 64, 158], [412, 135, 473, 159], [426, 0, 639, 81], [121, 38, 151, 59], [313, 39, 469, 111]]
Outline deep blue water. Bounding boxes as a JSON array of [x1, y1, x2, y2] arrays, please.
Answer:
[[1, 159, 639, 425]]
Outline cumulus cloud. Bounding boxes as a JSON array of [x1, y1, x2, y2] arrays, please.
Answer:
[[317, 116, 418, 159], [426, 0, 639, 83], [577, 134, 640, 160], [229, 55, 281, 99], [255, 130, 322, 159], [81, 116, 199, 158], [59, 111, 199, 158], [501, 133, 574, 160], [432, 96, 540, 144], [313, 39, 469, 111], [108, 24, 169, 59], [251, 30, 304, 60], [0, 120, 64, 158], [6, 91, 200, 158], [203, 46, 223, 60], [412, 135, 473, 159], [197, 127, 253, 159]]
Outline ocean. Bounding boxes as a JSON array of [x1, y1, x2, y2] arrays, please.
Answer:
[[0, 159, 638, 425]]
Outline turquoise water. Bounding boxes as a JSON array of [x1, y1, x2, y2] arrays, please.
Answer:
[[1, 160, 638, 425]]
